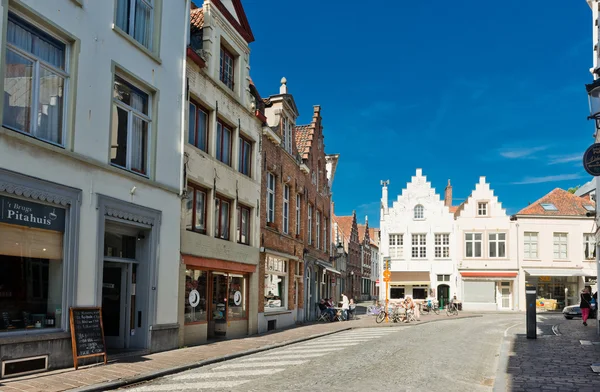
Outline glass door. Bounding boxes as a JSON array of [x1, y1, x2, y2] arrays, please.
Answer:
[[102, 263, 127, 349], [208, 272, 228, 338], [500, 282, 511, 309]]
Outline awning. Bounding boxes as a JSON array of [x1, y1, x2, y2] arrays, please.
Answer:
[[182, 254, 257, 273], [390, 271, 430, 286], [461, 272, 518, 278], [325, 267, 341, 275], [524, 268, 594, 277]]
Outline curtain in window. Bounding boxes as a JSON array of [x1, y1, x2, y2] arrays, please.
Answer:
[[7, 17, 64, 69], [134, 0, 152, 50], [130, 92, 147, 174], [37, 68, 63, 144], [116, 0, 130, 33]]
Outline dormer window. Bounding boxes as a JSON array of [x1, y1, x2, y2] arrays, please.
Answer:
[[477, 202, 488, 216], [414, 205, 424, 220], [282, 117, 292, 154], [219, 45, 234, 90]]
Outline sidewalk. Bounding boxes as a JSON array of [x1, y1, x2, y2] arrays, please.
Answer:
[[500, 316, 600, 391], [0, 312, 478, 392]]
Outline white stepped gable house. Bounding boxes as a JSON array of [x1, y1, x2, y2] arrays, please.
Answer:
[[379, 169, 457, 305], [455, 177, 518, 311]]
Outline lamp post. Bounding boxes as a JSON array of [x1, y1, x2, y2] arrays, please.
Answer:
[[350, 271, 354, 299], [383, 257, 391, 323], [585, 79, 600, 335]]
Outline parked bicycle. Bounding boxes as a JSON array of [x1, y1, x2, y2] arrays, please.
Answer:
[[421, 301, 440, 315], [366, 302, 385, 316], [446, 302, 458, 316]]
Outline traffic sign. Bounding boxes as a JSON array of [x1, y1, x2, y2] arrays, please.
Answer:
[[383, 270, 391, 279]]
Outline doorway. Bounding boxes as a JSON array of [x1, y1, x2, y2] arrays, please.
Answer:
[[305, 267, 312, 321], [500, 282, 511, 309], [208, 272, 228, 338], [437, 284, 450, 308], [102, 263, 128, 349]]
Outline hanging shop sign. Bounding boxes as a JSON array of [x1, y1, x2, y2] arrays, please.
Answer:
[[0, 195, 65, 231], [583, 143, 600, 176]]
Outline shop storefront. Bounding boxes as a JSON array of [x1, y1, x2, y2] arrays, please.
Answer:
[[0, 169, 80, 376], [460, 272, 517, 311], [181, 255, 253, 346], [389, 271, 430, 300], [524, 269, 594, 310]]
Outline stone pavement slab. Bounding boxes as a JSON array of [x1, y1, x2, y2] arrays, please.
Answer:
[[0, 312, 478, 392]]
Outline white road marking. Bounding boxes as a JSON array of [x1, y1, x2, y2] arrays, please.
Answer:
[[125, 380, 250, 391], [262, 347, 344, 355], [172, 368, 286, 380], [213, 360, 308, 370], [298, 342, 359, 347], [241, 353, 327, 361]]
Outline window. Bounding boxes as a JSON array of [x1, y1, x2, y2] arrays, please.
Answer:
[[295, 194, 301, 236], [282, 185, 289, 234], [188, 101, 208, 151], [477, 202, 488, 216], [115, 0, 154, 50], [323, 218, 328, 252], [389, 234, 403, 259], [264, 256, 287, 310], [524, 232, 538, 259], [414, 205, 424, 220], [282, 117, 292, 154], [437, 274, 450, 282], [185, 184, 207, 234], [308, 204, 313, 245], [434, 234, 450, 258], [541, 203, 558, 211], [184, 269, 207, 323], [553, 233, 568, 259], [489, 233, 506, 258], [411, 234, 426, 258], [4, 13, 68, 145], [465, 233, 482, 258], [584, 234, 596, 260], [0, 196, 66, 332], [216, 121, 232, 165], [214, 196, 230, 240], [111, 75, 151, 175], [316, 211, 321, 249], [238, 136, 252, 176], [266, 173, 275, 224], [236, 205, 250, 245], [228, 274, 247, 319], [585, 205, 595, 212], [219, 46, 234, 89]]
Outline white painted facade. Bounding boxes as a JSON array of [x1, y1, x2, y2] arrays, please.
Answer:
[[0, 0, 188, 370], [379, 169, 456, 303], [370, 243, 380, 298], [513, 215, 596, 311], [455, 177, 518, 311]]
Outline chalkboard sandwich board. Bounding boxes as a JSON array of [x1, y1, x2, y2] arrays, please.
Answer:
[[69, 307, 107, 369]]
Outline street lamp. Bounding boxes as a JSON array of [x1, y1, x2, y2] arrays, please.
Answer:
[[329, 243, 344, 262], [350, 270, 354, 299]]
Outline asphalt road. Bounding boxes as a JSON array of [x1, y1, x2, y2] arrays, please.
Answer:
[[121, 314, 523, 392]]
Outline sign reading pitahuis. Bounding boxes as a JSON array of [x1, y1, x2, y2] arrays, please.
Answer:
[[583, 143, 600, 176], [0, 195, 65, 232]]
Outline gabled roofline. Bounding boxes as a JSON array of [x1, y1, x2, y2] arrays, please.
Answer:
[[211, 0, 255, 43]]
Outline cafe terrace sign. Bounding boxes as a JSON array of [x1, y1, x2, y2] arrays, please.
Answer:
[[583, 143, 600, 176], [0, 195, 65, 232]]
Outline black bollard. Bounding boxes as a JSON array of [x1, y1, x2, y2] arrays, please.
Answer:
[[526, 285, 537, 339]]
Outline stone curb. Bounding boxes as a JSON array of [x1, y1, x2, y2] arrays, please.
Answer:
[[71, 314, 482, 391]]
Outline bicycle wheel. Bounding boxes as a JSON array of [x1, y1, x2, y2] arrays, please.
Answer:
[[445, 306, 451, 317], [433, 307, 440, 315], [376, 311, 386, 323]]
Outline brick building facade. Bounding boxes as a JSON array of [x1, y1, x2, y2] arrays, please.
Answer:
[[333, 211, 362, 301], [258, 79, 337, 331], [358, 219, 372, 301]]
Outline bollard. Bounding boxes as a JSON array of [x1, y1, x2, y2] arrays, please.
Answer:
[[526, 285, 537, 339]]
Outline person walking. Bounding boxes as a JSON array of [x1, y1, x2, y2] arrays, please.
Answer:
[[580, 286, 593, 326], [341, 293, 349, 321]]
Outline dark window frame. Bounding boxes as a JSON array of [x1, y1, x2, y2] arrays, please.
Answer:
[[188, 100, 209, 152], [216, 119, 233, 166], [238, 135, 252, 176], [215, 194, 231, 240], [187, 183, 208, 235], [219, 45, 235, 90], [237, 204, 251, 245]]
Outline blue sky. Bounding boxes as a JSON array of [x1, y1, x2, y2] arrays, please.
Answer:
[[237, 0, 592, 225]]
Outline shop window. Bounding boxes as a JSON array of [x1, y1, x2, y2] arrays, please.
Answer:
[[184, 269, 207, 323], [0, 196, 66, 332], [264, 256, 287, 310], [390, 287, 404, 299], [413, 288, 427, 299], [228, 274, 247, 320]]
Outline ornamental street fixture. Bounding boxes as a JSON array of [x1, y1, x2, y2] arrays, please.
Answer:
[[329, 242, 345, 262], [587, 79, 600, 129], [383, 257, 391, 323]]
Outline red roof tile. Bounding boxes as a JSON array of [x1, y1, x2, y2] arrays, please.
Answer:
[[190, 7, 204, 32], [332, 215, 354, 243], [449, 206, 458, 213], [516, 188, 595, 216], [294, 125, 312, 159]]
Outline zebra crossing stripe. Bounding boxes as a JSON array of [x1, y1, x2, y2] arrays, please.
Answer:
[[298, 342, 359, 347], [261, 348, 344, 355], [213, 360, 308, 370], [124, 380, 250, 391], [172, 368, 286, 380], [242, 353, 327, 361]]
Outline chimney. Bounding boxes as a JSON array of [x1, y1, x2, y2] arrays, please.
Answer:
[[380, 180, 389, 219], [444, 179, 452, 207], [280, 77, 287, 94]]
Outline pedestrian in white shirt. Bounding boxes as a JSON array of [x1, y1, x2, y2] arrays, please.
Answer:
[[341, 293, 349, 321]]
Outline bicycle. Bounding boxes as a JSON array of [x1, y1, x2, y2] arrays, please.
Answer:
[[446, 302, 458, 316], [366, 303, 385, 316], [421, 302, 440, 315]]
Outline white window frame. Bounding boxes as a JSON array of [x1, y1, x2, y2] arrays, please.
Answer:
[[488, 232, 506, 258], [266, 172, 275, 223], [477, 202, 488, 216], [524, 232, 538, 259], [411, 234, 426, 259], [111, 74, 152, 176], [553, 232, 568, 260], [308, 204, 313, 245], [389, 234, 403, 259], [414, 205, 424, 220], [282, 184, 289, 234], [437, 274, 450, 282], [295, 194, 301, 236], [282, 117, 293, 154], [4, 12, 70, 147], [434, 234, 450, 259], [116, 0, 155, 51], [584, 233, 596, 260], [465, 232, 483, 258]]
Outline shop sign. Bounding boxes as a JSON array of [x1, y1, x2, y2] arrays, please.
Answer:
[[539, 276, 552, 282], [189, 289, 200, 307], [583, 143, 600, 176], [0, 195, 65, 232], [233, 291, 242, 306]]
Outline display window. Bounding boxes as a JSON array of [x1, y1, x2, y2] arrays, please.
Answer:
[[184, 269, 208, 324]]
